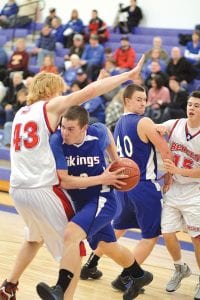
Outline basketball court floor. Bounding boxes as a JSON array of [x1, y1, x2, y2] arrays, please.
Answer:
[[0, 191, 199, 299]]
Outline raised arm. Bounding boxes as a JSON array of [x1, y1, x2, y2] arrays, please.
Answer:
[[47, 55, 145, 130]]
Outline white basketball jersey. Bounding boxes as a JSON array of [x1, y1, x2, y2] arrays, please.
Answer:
[[167, 118, 200, 184], [10, 101, 59, 188]]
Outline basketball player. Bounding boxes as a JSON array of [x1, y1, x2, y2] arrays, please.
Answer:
[[0, 57, 145, 300], [36, 106, 153, 300], [159, 91, 200, 300], [81, 83, 173, 292]]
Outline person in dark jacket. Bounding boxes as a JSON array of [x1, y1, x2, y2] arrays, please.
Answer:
[[120, 0, 143, 33], [0, 0, 18, 28]]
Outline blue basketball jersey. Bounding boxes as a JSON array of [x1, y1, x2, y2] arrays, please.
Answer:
[[114, 113, 157, 180], [50, 123, 110, 204]]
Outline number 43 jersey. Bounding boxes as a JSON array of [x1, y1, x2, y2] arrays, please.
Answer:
[[114, 113, 158, 181], [10, 101, 59, 188]]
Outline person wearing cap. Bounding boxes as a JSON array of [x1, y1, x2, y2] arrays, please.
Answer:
[[81, 34, 104, 81], [75, 68, 89, 89], [44, 8, 57, 27], [114, 36, 136, 73], [68, 34, 85, 58]]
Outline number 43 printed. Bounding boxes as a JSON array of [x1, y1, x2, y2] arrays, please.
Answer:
[[13, 122, 39, 151]]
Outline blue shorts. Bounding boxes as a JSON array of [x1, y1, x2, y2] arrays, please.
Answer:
[[72, 191, 117, 250], [113, 180, 162, 238]]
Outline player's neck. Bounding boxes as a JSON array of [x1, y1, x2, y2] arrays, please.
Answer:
[[187, 119, 200, 129]]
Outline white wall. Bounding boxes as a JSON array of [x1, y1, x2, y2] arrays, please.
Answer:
[[41, 0, 199, 29], [1, 0, 199, 29]]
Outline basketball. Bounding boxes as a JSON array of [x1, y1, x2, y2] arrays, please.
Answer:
[[110, 158, 140, 191]]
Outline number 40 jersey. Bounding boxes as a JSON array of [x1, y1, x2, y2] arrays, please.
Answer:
[[10, 101, 59, 188]]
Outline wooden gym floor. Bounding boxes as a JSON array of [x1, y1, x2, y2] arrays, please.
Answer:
[[0, 191, 199, 300]]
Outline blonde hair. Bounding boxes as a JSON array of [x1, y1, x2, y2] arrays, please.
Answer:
[[27, 72, 66, 105]]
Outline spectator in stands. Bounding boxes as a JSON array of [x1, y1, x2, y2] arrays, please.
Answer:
[[45, 7, 57, 27], [184, 31, 200, 78], [2, 87, 27, 147], [75, 67, 89, 89], [145, 61, 169, 90], [71, 80, 105, 123], [63, 9, 84, 48], [40, 55, 58, 74], [166, 47, 197, 90], [87, 9, 109, 44], [51, 17, 65, 46], [161, 79, 188, 122], [104, 47, 114, 61], [145, 74, 171, 123], [63, 54, 82, 86], [114, 36, 136, 72], [142, 47, 167, 80], [0, 47, 8, 69], [32, 24, 56, 67], [81, 34, 104, 81], [0, 80, 7, 104], [65, 33, 85, 59], [119, 0, 143, 33], [7, 38, 29, 75], [0, 0, 18, 28], [105, 88, 124, 132], [0, 72, 25, 123], [145, 36, 169, 63]]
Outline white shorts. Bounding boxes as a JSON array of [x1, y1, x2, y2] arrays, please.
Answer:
[[161, 182, 200, 237], [10, 186, 75, 261]]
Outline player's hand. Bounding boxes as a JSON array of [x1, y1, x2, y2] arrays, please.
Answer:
[[127, 54, 145, 81], [162, 172, 173, 193], [101, 165, 128, 189], [155, 124, 169, 136], [163, 159, 178, 175]]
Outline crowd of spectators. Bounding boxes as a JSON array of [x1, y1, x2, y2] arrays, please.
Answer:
[[0, 2, 200, 147]]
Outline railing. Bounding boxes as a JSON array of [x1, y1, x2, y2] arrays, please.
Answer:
[[10, 0, 45, 48]]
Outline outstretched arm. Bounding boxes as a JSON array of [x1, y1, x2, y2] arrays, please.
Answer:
[[47, 55, 145, 130]]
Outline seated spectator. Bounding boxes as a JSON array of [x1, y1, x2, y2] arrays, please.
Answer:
[[184, 31, 200, 64], [166, 46, 197, 89], [32, 25, 56, 67], [161, 79, 188, 122], [2, 87, 27, 147], [51, 17, 65, 46], [102, 58, 120, 102], [63, 54, 82, 86], [114, 36, 136, 72], [145, 74, 171, 123], [44, 7, 57, 27], [0, 81, 7, 104], [0, 0, 18, 28], [65, 33, 85, 60], [105, 88, 124, 132], [40, 55, 58, 74], [104, 47, 114, 61], [87, 9, 109, 44], [75, 67, 89, 89], [63, 9, 84, 48], [142, 47, 167, 80], [7, 38, 29, 75], [81, 34, 104, 81], [144, 61, 169, 90], [119, 0, 143, 33], [145, 36, 169, 63], [0, 72, 25, 123]]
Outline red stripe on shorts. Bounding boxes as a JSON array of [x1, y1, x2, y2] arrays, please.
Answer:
[[53, 186, 75, 220]]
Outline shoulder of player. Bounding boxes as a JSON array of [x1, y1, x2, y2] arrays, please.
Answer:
[[138, 116, 154, 129], [50, 129, 62, 144]]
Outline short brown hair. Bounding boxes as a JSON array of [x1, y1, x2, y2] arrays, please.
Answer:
[[63, 106, 89, 128], [123, 83, 146, 103]]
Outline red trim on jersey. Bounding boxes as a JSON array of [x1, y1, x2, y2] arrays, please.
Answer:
[[43, 102, 54, 133], [52, 186, 86, 256], [185, 122, 200, 141], [168, 119, 180, 140], [53, 186, 75, 220]]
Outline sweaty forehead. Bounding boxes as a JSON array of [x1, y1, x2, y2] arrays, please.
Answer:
[[188, 97, 200, 104]]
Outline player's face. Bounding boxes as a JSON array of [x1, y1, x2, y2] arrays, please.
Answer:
[[187, 97, 200, 124], [61, 118, 87, 145], [125, 91, 147, 115]]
